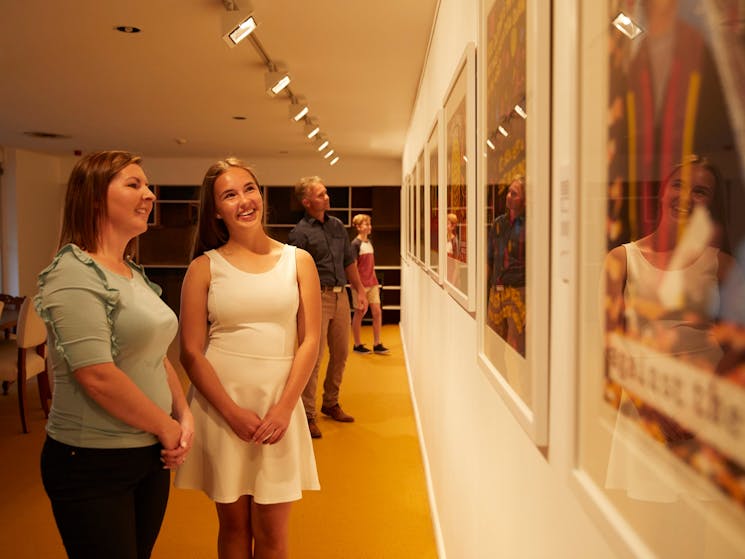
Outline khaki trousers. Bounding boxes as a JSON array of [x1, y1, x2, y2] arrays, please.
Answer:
[[302, 290, 350, 419]]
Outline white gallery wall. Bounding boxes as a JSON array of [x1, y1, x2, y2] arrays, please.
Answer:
[[400, 0, 617, 557], [1, 149, 66, 296]]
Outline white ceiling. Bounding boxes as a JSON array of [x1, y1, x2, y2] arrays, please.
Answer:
[[0, 0, 438, 162]]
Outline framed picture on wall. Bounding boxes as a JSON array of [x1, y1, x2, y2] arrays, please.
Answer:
[[571, 1, 745, 557], [443, 42, 476, 311], [425, 110, 442, 281], [475, 0, 550, 444], [417, 150, 426, 266], [405, 172, 414, 261]]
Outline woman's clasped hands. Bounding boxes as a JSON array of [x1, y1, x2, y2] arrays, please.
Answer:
[[160, 412, 194, 469]]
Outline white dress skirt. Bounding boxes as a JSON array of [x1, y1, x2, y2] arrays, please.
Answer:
[[175, 245, 319, 504]]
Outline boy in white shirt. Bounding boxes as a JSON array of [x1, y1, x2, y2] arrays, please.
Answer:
[[350, 214, 389, 354]]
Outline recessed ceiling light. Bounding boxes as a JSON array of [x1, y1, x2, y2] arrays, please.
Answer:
[[115, 26, 141, 34]]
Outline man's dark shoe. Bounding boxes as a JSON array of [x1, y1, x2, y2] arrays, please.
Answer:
[[373, 343, 390, 354], [353, 344, 372, 354], [320, 403, 355, 423], [307, 418, 322, 438]]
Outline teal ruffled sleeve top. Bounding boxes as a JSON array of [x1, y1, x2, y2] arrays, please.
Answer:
[[34, 244, 178, 448]]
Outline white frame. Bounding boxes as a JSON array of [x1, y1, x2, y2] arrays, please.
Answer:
[[475, 0, 550, 444], [568, 1, 745, 557], [425, 110, 443, 282], [405, 171, 415, 261], [442, 42, 476, 312], [416, 151, 426, 266]]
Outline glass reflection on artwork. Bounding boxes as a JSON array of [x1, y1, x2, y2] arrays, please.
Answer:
[[603, 0, 745, 515], [446, 93, 467, 290], [418, 153, 426, 263], [429, 126, 439, 273], [485, 0, 527, 357]]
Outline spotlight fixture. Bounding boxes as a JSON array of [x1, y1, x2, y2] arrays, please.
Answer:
[[514, 104, 527, 119], [221, 0, 257, 47], [324, 149, 335, 159], [289, 97, 309, 121], [612, 12, 643, 39], [304, 118, 320, 139], [317, 139, 329, 152], [486, 138, 496, 150], [498, 125, 509, 137], [223, 15, 257, 46], [265, 62, 291, 96], [329, 156, 340, 166]]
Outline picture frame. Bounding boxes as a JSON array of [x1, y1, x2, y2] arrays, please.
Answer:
[[425, 110, 442, 281], [405, 171, 415, 261], [442, 42, 476, 312], [475, 0, 550, 444], [416, 150, 426, 266], [570, 1, 745, 557]]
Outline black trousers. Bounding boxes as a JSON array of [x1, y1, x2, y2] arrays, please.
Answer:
[[41, 436, 170, 559]]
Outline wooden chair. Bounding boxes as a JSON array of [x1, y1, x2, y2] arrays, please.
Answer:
[[0, 298, 51, 433], [0, 294, 26, 339]]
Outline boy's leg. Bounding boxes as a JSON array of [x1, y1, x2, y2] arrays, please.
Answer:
[[350, 287, 368, 347], [352, 308, 364, 345], [371, 303, 382, 345]]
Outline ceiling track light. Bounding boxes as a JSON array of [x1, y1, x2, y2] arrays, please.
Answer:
[[221, 0, 256, 47], [224, 15, 257, 46], [304, 118, 320, 139], [324, 149, 335, 159], [265, 62, 290, 96], [289, 96, 309, 121], [317, 139, 329, 151], [329, 156, 340, 166]]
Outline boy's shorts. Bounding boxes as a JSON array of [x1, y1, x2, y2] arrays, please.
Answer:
[[352, 284, 380, 308]]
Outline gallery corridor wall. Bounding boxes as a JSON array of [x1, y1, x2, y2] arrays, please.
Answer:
[[400, 0, 617, 557]]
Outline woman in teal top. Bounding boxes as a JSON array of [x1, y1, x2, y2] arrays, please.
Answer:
[[35, 150, 194, 559]]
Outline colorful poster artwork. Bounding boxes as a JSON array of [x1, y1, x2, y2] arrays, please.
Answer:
[[603, 0, 745, 512], [485, 0, 527, 356]]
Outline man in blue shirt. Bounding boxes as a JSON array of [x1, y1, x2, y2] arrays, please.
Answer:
[[288, 176, 368, 438]]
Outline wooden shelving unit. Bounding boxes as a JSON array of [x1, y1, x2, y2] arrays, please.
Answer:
[[264, 185, 401, 324], [137, 184, 401, 324]]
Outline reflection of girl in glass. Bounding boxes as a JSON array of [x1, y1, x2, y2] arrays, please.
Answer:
[[605, 155, 742, 374], [604, 156, 745, 505], [487, 176, 527, 355]]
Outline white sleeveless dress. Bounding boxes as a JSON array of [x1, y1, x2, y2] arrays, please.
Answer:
[[175, 245, 320, 504]]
